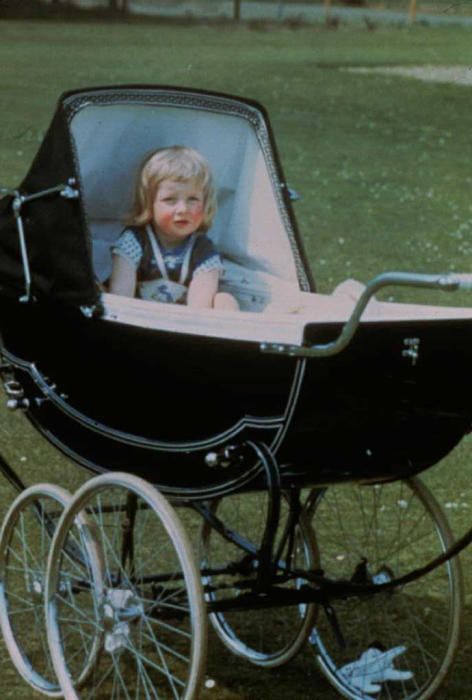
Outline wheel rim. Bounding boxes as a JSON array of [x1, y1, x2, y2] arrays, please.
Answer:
[[307, 477, 463, 700], [0, 483, 72, 696], [201, 490, 318, 668], [46, 472, 207, 700]]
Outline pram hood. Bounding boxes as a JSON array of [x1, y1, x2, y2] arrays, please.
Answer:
[[0, 91, 97, 305], [0, 85, 313, 308]]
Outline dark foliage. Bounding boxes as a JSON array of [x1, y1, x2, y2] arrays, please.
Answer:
[[0, 0, 128, 20]]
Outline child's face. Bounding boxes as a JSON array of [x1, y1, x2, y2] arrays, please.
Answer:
[[152, 178, 205, 246]]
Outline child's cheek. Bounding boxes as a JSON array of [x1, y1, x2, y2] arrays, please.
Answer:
[[157, 211, 174, 227], [192, 204, 204, 223]]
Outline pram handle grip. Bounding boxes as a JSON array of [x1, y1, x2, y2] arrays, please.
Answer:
[[260, 271, 472, 359], [449, 273, 472, 291]]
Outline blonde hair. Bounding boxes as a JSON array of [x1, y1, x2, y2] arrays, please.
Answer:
[[128, 146, 217, 232]]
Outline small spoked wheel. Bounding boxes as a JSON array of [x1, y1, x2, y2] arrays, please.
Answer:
[[307, 477, 463, 700], [0, 483, 72, 696], [201, 490, 318, 668], [46, 472, 207, 700]]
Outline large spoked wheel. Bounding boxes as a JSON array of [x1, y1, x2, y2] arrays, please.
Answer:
[[201, 490, 318, 668], [46, 472, 207, 700], [307, 477, 463, 700], [0, 483, 72, 696]]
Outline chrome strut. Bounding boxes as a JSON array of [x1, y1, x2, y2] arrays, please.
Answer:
[[0, 181, 79, 303]]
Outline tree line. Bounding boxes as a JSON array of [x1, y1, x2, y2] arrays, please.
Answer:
[[49, 0, 245, 20], [48, 0, 243, 19]]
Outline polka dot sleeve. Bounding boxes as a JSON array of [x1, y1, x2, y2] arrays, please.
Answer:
[[112, 230, 143, 269], [191, 235, 223, 278], [193, 254, 222, 277]]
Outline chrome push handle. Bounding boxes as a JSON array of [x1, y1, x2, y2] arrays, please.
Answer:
[[260, 271, 472, 359]]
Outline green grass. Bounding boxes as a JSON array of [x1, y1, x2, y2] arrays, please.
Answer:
[[0, 18, 471, 699]]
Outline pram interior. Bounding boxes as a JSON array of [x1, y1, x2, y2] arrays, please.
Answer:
[[73, 86, 312, 312]]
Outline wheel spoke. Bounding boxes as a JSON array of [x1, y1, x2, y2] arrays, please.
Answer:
[[309, 477, 463, 700], [46, 473, 206, 699]]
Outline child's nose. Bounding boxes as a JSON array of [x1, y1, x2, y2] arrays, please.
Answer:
[[175, 198, 188, 213]]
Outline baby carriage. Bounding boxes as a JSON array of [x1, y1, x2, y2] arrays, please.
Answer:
[[0, 85, 470, 700]]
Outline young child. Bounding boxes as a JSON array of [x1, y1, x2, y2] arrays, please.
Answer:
[[109, 145, 239, 310]]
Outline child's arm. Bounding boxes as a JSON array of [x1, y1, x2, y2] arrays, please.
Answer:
[[187, 269, 219, 309], [109, 255, 137, 297]]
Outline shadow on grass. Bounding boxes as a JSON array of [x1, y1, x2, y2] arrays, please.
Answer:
[[203, 602, 472, 699], [1, 611, 471, 699]]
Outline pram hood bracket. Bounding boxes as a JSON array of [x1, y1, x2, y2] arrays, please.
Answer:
[[1, 182, 80, 304]]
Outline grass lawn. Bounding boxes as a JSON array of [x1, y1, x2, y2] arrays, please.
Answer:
[[0, 16, 471, 699]]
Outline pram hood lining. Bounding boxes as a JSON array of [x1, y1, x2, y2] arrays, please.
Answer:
[[68, 88, 311, 303]]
